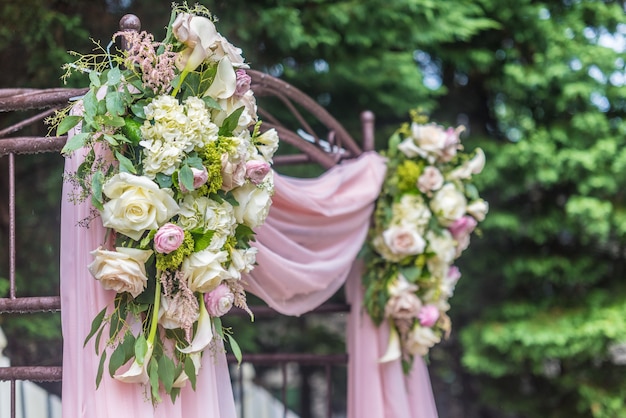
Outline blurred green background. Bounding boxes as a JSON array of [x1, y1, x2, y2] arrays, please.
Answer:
[[3, 0, 626, 416]]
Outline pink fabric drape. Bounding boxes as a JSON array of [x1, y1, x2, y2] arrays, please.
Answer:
[[245, 152, 439, 418], [61, 145, 438, 416]]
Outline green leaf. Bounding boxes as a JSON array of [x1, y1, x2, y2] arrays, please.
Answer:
[[108, 341, 128, 377], [226, 334, 243, 366], [156, 173, 173, 188], [115, 151, 137, 174], [399, 266, 422, 283], [106, 91, 125, 117], [213, 317, 223, 338], [158, 355, 176, 394], [84, 307, 107, 347], [89, 70, 101, 88], [202, 96, 222, 110], [101, 114, 126, 127], [135, 334, 148, 364], [130, 101, 147, 119], [179, 164, 194, 191], [106, 66, 122, 86], [184, 356, 197, 390], [218, 107, 244, 136], [82, 89, 98, 118], [94, 326, 105, 355], [61, 132, 90, 155], [149, 359, 161, 402], [192, 230, 215, 252], [91, 170, 105, 211], [121, 117, 144, 145], [56, 115, 82, 136], [96, 351, 107, 388]]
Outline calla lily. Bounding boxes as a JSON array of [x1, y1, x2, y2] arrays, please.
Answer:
[[113, 341, 154, 384], [173, 13, 220, 73], [172, 352, 202, 388], [204, 57, 237, 99], [177, 297, 213, 354], [378, 325, 402, 363]]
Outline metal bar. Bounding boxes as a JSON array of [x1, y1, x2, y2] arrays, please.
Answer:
[[0, 296, 61, 313], [0, 367, 62, 382], [361, 110, 375, 152], [0, 109, 58, 138], [326, 364, 332, 418], [229, 303, 350, 317], [0, 88, 87, 112], [282, 363, 287, 418], [226, 353, 348, 365], [11, 380, 16, 418], [0, 136, 66, 156], [9, 153, 16, 299]]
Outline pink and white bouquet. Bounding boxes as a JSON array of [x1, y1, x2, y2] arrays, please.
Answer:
[[52, 4, 278, 403], [361, 111, 487, 371]]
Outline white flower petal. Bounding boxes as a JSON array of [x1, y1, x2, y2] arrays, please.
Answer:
[[378, 326, 402, 363], [177, 299, 213, 354]]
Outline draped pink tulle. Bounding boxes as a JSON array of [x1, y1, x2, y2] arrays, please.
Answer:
[[61, 145, 438, 416]]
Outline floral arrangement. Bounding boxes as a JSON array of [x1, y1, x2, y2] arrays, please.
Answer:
[[361, 110, 487, 371], [50, 4, 278, 403]]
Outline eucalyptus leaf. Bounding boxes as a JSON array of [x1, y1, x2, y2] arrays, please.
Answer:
[[61, 132, 90, 155], [96, 351, 107, 389], [56, 115, 82, 136], [218, 107, 244, 136], [184, 356, 197, 390], [179, 164, 194, 191], [84, 307, 107, 347], [116, 151, 137, 174], [149, 359, 161, 402], [135, 334, 148, 364], [227, 334, 243, 366], [108, 342, 128, 377], [158, 355, 176, 393]]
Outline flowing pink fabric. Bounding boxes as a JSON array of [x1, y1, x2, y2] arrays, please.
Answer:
[[61, 144, 438, 416], [60, 146, 237, 418], [245, 152, 439, 418]]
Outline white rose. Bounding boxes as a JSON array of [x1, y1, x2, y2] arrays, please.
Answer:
[[228, 247, 259, 279], [429, 183, 467, 226], [231, 180, 273, 228], [254, 128, 279, 163], [88, 247, 153, 298], [405, 325, 441, 357], [214, 34, 248, 68], [383, 226, 426, 257], [391, 194, 431, 231], [426, 229, 457, 264], [183, 249, 229, 293], [448, 148, 486, 180], [397, 136, 425, 159], [412, 123, 447, 157], [417, 166, 444, 194], [101, 173, 179, 240], [467, 199, 489, 222]]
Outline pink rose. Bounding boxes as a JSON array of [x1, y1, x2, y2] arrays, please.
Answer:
[[220, 153, 246, 192], [440, 126, 462, 162], [448, 215, 477, 240], [418, 305, 440, 327], [235, 69, 252, 97], [179, 167, 209, 193], [204, 283, 234, 317], [154, 223, 185, 254], [417, 166, 444, 194], [245, 160, 271, 185]]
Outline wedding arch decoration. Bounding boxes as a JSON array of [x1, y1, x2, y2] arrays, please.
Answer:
[[51, 3, 277, 403], [32, 3, 488, 418]]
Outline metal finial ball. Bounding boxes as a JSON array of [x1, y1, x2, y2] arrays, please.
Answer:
[[119, 14, 141, 32]]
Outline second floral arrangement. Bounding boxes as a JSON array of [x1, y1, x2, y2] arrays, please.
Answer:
[[361, 111, 488, 372]]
